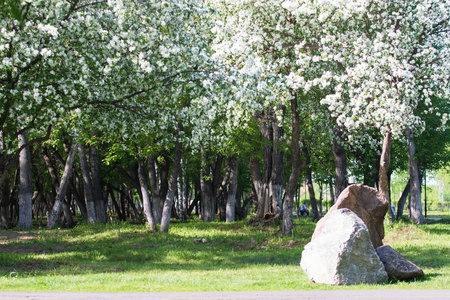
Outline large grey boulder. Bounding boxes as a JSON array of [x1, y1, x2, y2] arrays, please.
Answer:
[[301, 209, 388, 285], [376, 245, 424, 280], [312, 184, 389, 248]]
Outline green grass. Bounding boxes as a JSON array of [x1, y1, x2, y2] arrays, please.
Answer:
[[0, 213, 449, 292]]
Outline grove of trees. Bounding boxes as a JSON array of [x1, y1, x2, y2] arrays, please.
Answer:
[[1, 0, 449, 232]]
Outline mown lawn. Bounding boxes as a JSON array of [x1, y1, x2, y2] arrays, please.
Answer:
[[1, 213, 449, 292]]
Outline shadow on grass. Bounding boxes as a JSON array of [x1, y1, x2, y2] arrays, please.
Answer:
[[1, 220, 310, 276], [393, 244, 450, 271]]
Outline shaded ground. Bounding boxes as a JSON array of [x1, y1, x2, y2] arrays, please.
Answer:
[[0, 231, 40, 254]]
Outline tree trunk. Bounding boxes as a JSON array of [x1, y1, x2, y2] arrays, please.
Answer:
[[177, 159, 188, 222], [329, 179, 335, 204], [77, 143, 96, 224], [160, 140, 183, 232], [90, 142, 106, 224], [148, 154, 169, 223], [303, 145, 319, 221], [251, 111, 285, 220], [249, 156, 264, 218], [318, 181, 323, 217], [47, 141, 77, 229], [16, 132, 33, 229], [379, 128, 394, 221], [226, 155, 238, 223], [137, 154, 157, 230], [270, 121, 284, 215], [61, 200, 74, 227], [49, 146, 87, 220], [396, 179, 410, 220], [332, 135, 347, 199], [405, 128, 424, 224], [282, 98, 303, 234], [306, 165, 319, 221], [200, 145, 214, 222], [0, 175, 11, 229]]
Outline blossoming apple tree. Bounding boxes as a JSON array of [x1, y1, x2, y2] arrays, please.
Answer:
[[1, 0, 232, 230], [210, 0, 449, 230]]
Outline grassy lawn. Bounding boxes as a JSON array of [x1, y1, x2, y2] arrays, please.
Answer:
[[1, 213, 449, 292]]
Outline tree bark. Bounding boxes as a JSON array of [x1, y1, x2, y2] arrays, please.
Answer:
[[226, 155, 238, 223], [0, 175, 11, 229], [329, 178, 335, 204], [78, 143, 96, 224], [16, 132, 33, 229], [200, 144, 214, 222], [49, 146, 87, 220], [318, 181, 323, 217], [137, 154, 157, 230], [148, 154, 169, 223], [47, 141, 77, 229], [379, 128, 394, 221], [396, 179, 411, 220], [303, 146, 319, 221], [282, 98, 303, 234], [332, 134, 348, 199], [270, 121, 284, 215], [249, 156, 264, 218], [405, 128, 424, 224], [90, 141, 106, 224], [160, 140, 183, 232], [177, 159, 188, 222]]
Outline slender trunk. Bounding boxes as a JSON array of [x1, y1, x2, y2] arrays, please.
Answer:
[[178, 159, 188, 222], [137, 154, 156, 230], [249, 156, 265, 218], [379, 128, 394, 221], [0, 130, 10, 228], [49, 146, 87, 219], [47, 141, 77, 229], [90, 142, 106, 224], [160, 140, 183, 232], [302, 144, 319, 221], [306, 165, 319, 221], [405, 128, 424, 224], [226, 155, 238, 223], [109, 186, 126, 221], [282, 98, 303, 234], [0, 175, 11, 229], [61, 200, 74, 227], [396, 179, 411, 220], [148, 155, 169, 223], [329, 179, 335, 204], [42, 148, 60, 197], [318, 182, 323, 217], [200, 145, 214, 222], [271, 122, 284, 214], [78, 143, 96, 224], [332, 135, 347, 199], [16, 132, 33, 229]]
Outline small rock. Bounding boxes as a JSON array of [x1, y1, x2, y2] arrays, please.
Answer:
[[376, 245, 424, 281], [201, 238, 208, 244]]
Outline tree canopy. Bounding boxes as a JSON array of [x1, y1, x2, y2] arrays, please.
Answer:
[[0, 0, 449, 230]]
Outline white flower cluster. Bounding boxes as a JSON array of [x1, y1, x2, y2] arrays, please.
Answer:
[[210, 0, 449, 147]]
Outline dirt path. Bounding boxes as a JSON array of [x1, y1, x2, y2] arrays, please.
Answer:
[[0, 290, 449, 300]]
